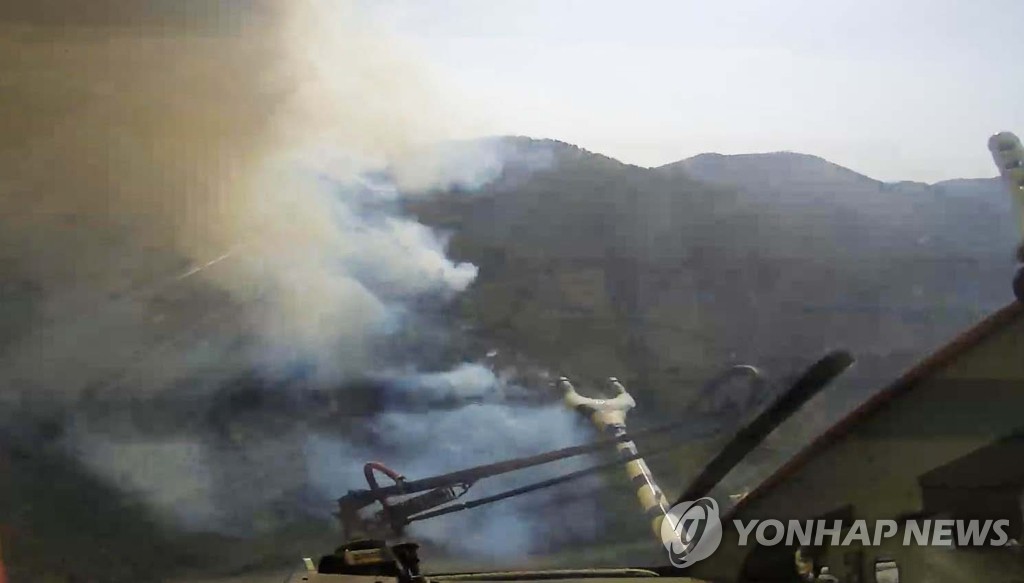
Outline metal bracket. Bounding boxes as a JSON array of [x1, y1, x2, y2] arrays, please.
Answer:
[[560, 376, 636, 429]]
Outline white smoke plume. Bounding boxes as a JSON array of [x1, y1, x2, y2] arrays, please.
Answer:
[[64, 367, 602, 559], [0, 0, 595, 568], [306, 376, 604, 559], [0, 0, 493, 398]]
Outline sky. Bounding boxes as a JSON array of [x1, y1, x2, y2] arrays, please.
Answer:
[[362, 0, 1024, 183]]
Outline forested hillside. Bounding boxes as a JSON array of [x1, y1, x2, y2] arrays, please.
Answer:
[[409, 137, 1018, 494]]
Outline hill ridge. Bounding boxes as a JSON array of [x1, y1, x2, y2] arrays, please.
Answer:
[[480, 135, 999, 187]]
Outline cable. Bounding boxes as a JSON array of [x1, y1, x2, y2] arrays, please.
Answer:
[[340, 416, 713, 506], [405, 439, 691, 524]]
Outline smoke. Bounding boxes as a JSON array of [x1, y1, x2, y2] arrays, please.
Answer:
[[374, 363, 533, 405], [0, 0, 490, 398], [0, 0, 595, 568], [307, 377, 603, 559], [62, 366, 602, 558]]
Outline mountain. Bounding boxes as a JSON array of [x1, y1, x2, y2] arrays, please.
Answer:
[[405, 139, 1022, 545], [4, 136, 1019, 575], [408, 138, 1020, 490], [660, 151, 883, 201], [658, 151, 1013, 256]]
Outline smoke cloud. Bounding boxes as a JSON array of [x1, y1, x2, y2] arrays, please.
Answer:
[[62, 367, 601, 558], [0, 0, 490, 398], [0, 0, 594, 570]]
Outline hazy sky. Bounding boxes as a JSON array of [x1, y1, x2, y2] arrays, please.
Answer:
[[365, 0, 1024, 183]]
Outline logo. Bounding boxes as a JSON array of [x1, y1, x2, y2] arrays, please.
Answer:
[[658, 499, 1014, 569], [661, 497, 723, 568], [732, 518, 1012, 548]]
